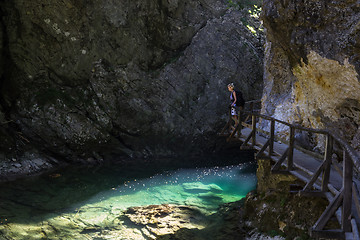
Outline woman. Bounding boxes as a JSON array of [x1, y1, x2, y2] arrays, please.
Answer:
[[227, 83, 244, 124]]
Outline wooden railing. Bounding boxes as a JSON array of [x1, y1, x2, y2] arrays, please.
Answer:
[[220, 100, 360, 239]]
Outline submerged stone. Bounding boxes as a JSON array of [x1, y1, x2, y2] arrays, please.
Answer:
[[123, 204, 208, 238], [182, 182, 223, 193]]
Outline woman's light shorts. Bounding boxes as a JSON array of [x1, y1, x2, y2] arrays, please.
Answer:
[[231, 107, 237, 116]]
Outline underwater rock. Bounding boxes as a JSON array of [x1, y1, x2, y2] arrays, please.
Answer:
[[124, 204, 208, 238], [197, 192, 224, 205], [123, 202, 249, 240], [182, 182, 223, 193]]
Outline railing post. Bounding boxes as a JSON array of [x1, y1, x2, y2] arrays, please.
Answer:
[[322, 134, 333, 192], [287, 126, 295, 170], [342, 150, 352, 232], [251, 115, 256, 147], [269, 119, 275, 157], [238, 108, 243, 136]]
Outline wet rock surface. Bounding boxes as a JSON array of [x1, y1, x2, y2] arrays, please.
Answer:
[[0, 202, 245, 240], [123, 204, 209, 238], [0, 0, 264, 179]]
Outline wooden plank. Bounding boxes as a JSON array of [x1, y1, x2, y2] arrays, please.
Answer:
[[332, 159, 343, 177], [351, 218, 360, 240], [251, 115, 256, 147], [227, 123, 240, 142], [242, 122, 252, 129], [269, 119, 275, 157], [241, 129, 255, 147], [293, 144, 324, 160], [313, 189, 343, 231], [303, 160, 325, 191], [287, 126, 295, 170], [238, 111, 243, 134], [353, 183, 360, 220], [272, 147, 289, 171], [289, 170, 310, 184], [324, 192, 343, 227], [298, 190, 326, 198], [333, 135, 360, 173], [255, 139, 270, 159], [271, 169, 292, 175], [328, 184, 340, 196], [322, 134, 333, 191], [310, 229, 345, 239], [342, 151, 353, 232]]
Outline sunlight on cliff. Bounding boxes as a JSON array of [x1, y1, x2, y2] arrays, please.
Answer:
[[246, 25, 257, 34], [247, 5, 263, 36], [292, 51, 360, 128], [248, 5, 261, 19], [266, 51, 359, 150], [227, 1, 263, 36]]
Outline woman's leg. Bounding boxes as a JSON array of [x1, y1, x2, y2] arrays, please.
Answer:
[[231, 107, 238, 125]]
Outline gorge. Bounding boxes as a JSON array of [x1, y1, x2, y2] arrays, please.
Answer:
[[0, 0, 360, 239]]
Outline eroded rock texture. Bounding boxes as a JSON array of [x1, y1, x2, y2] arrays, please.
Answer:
[[0, 0, 264, 179], [261, 0, 360, 152]]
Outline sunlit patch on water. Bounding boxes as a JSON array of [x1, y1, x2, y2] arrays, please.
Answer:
[[82, 164, 257, 212], [0, 162, 257, 239]]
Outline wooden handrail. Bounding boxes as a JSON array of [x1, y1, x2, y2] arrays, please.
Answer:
[[224, 99, 360, 173], [331, 132, 360, 173], [241, 110, 329, 134], [239, 109, 360, 173], [224, 99, 360, 237]]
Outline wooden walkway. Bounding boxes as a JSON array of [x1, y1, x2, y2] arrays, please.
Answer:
[[219, 101, 360, 240]]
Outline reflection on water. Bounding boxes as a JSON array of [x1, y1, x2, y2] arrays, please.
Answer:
[[0, 159, 257, 239], [84, 164, 256, 211]]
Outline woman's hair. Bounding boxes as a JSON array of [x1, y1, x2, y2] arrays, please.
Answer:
[[227, 83, 234, 88]]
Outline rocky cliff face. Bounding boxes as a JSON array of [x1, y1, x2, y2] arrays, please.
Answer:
[[261, 0, 360, 152], [0, 0, 264, 180]]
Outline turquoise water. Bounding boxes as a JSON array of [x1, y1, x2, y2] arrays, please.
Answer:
[[83, 164, 256, 211], [0, 159, 257, 239]]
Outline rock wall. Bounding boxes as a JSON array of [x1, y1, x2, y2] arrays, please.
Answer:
[[0, 0, 264, 180], [261, 0, 360, 152]]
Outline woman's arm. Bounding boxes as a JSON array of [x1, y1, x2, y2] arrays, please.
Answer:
[[232, 91, 237, 106]]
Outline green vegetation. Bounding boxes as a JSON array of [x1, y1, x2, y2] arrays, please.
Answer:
[[280, 196, 287, 207], [267, 229, 286, 237], [227, 0, 264, 37], [227, 0, 262, 10]]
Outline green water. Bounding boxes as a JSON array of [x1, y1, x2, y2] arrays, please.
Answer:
[[0, 159, 257, 239]]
